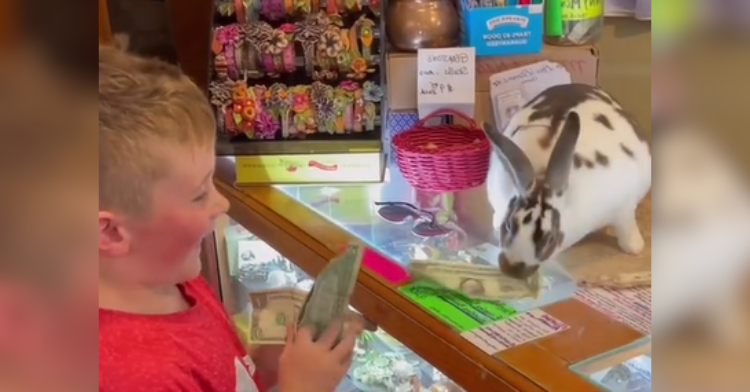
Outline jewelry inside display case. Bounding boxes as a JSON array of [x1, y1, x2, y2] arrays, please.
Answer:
[[211, 215, 466, 392]]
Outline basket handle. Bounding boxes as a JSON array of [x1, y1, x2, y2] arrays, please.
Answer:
[[415, 108, 478, 129]]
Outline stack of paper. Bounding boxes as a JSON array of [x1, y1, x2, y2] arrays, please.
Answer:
[[488, 61, 572, 131]]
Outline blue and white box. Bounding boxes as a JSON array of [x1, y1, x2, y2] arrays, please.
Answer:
[[459, 2, 544, 57]]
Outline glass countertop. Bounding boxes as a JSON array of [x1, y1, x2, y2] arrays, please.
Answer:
[[278, 167, 459, 267], [267, 163, 650, 392], [276, 165, 579, 312]]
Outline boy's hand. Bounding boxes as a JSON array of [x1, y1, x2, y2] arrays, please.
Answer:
[[278, 321, 358, 392], [344, 309, 377, 332]]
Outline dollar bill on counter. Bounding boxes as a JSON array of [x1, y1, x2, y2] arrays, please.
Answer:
[[248, 287, 308, 345], [297, 242, 365, 340], [409, 259, 542, 300]]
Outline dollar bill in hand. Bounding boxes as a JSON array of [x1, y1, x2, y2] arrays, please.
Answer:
[[409, 259, 542, 300], [297, 242, 365, 341], [248, 288, 307, 345]]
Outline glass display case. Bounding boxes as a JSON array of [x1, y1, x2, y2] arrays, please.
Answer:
[[570, 339, 651, 392], [209, 156, 654, 392], [205, 215, 465, 392]]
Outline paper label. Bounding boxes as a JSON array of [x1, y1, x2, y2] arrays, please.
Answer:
[[462, 309, 570, 354], [493, 90, 525, 132], [576, 287, 652, 335], [416, 47, 476, 119], [562, 0, 604, 21], [235, 153, 383, 184], [399, 281, 517, 332], [489, 61, 571, 130]]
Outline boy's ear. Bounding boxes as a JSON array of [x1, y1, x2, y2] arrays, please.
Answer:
[[98, 211, 130, 257]]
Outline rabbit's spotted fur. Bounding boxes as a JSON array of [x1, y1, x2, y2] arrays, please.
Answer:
[[483, 84, 651, 279]]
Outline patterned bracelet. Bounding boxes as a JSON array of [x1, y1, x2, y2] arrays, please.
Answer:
[[279, 24, 296, 73]]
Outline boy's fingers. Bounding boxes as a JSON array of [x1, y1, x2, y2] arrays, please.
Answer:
[[347, 321, 364, 336], [339, 349, 354, 369], [331, 329, 357, 362], [345, 309, 378, 331], [285, 322, 296, 344], [294, 325, 316, 344], [318, 320, 343, 347], [362, 318, 377, 331]]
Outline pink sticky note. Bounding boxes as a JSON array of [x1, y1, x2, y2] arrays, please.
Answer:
[[362, 248, 411, 285]]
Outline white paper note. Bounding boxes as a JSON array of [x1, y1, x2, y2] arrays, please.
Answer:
[[416, 47, 476, 119], [576, 287, 652, 335], [461, 309, 569, 354], [489, 61, 572, 130]]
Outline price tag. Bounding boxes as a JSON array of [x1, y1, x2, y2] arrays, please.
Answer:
[[416, 47, 476, 119], [492, 90, 525, 131]]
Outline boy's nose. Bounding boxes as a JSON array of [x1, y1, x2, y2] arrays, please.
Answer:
[[211, 189, 230, 219], [218, 193, 230, 215]]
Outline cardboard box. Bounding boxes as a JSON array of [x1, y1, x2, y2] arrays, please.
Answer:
[[458, 2, 544, 57], [385, 94, 503, 136], [386, 44, 600, 111]]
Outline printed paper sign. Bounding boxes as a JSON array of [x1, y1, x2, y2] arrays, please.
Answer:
[[416, 47, 476, 119], [462, 309, 570, 354], [489, 61, 572, 130], [576, 287, 652, 335], [400, 281, 517, 332]]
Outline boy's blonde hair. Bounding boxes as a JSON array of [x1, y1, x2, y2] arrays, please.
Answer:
[[99, 45, 215, 215]]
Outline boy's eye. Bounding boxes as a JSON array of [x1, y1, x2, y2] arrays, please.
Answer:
[[193, 192, 209, 202]]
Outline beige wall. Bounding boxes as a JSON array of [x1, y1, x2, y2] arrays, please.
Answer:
[[597, 18, 652, 139]]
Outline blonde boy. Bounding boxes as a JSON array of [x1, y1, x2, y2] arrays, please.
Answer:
[[98, 47, 360, 392]]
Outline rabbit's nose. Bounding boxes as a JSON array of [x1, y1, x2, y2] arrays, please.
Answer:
[[499, 255, 539, 280]]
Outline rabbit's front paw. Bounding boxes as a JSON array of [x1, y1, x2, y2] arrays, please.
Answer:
[[615, 208, 645, 255], [619, 229, 645, 255]]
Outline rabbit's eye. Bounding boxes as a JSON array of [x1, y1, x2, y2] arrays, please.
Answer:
[[522, 212, 533, 224], [504, 216, 518, 239]]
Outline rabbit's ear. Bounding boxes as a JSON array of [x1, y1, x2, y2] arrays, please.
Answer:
[[482, 122, 535, 194], [546, 111, 581, 191]]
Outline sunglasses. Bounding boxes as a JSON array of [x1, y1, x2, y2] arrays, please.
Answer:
[[373, 201, 452, 238]]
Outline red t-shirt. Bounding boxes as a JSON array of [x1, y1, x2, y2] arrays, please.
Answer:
[[99, 278, 266, 392]]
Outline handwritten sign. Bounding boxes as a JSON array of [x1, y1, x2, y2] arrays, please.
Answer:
[[416, 47, 476, 119], [489, 61, 571, 130]]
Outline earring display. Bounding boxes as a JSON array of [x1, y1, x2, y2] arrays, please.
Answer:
[[211, 0, 384, 153]]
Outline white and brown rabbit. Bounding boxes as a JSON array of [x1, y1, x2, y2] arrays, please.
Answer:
[[483, 83, 652, 279]]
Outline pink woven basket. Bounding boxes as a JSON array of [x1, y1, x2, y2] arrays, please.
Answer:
[[393, 109, 491, 192]]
